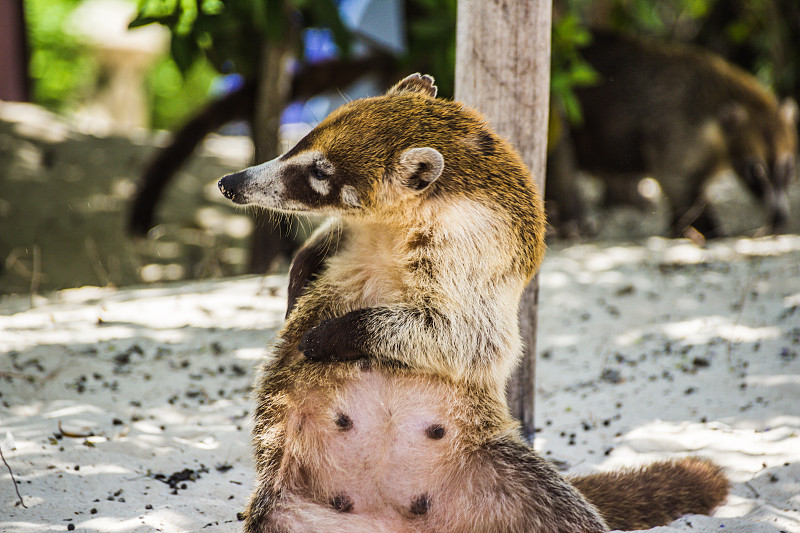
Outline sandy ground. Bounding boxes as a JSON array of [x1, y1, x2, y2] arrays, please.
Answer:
[[1, 235, 800, 532]]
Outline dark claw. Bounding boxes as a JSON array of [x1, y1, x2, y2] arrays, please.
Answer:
[[298, 321, 343, 362], [298, 318, 366, 362]]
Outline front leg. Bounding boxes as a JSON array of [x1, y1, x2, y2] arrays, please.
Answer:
[[298, 309, 374, 362], [298, 304, 478, 379]]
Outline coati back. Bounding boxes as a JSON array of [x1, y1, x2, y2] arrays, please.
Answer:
[[219, 74, 728, 532], [548, 31, 798, 238]]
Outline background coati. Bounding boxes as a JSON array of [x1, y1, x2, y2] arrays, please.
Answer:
[[218, 74, 728, 532], [547, 32, 798, 238]]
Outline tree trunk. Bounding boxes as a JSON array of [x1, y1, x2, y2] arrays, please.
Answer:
[[248, 38, 298, 274], [455, 0, 552, 441]]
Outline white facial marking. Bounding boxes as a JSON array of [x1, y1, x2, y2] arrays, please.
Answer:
[[231, 155, 284, 207], [285, 150, 324, 167], [341, 185, 360, 207], [309, 176, 331, 196]]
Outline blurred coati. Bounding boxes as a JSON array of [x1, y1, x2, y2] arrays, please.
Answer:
[[547, 32, 798, 238], [218, 74, 729, 532]]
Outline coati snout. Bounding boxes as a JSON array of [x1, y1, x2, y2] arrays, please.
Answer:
[[733, 154, 795, 230], [218, 155, 309, 210], [723, 99, 798, 232]]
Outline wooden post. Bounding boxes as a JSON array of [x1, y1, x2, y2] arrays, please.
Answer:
[[455, 0, 552, 440]]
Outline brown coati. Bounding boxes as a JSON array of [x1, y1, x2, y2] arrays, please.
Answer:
[[547, 31, 798, 238], [218, 74, 729, 532]]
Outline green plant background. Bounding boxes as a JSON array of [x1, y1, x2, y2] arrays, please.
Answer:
[[23, 0, 799, 131]]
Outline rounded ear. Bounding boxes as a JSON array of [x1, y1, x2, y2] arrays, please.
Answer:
[[780, 97, 799, 126], [387, 73, 438, 98], [397, 147, 444, 192], [719, 102, 748, 132]]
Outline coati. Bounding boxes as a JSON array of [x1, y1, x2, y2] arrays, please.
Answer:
[[218, 74, 729, 532], [547, 31, 798, 238]]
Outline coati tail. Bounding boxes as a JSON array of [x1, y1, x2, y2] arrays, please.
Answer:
[[570, 457, 729, 531]]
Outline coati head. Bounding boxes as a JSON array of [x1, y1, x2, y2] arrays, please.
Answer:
[[218, 74, 457, 218], [721, 97, 798, 232]]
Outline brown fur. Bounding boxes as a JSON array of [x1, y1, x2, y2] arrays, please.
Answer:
[[219, 74, 728, 532], [548, 32, 798, 238], [571, 458, 730, 530]]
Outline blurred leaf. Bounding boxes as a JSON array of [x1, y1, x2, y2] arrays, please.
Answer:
[[725, 20, 751, 43], [146, 56, 216, 129], [561, 89, 583, 124], [136, 0, 179, 19], [175, 0, 199, 35], [569, 63, 598, 85], [685, 0, 711, 19], [551, 11, 597, 124], [25, 0, 97, 111], [201, 0, 224, 16], [170, 33, 198, 73]]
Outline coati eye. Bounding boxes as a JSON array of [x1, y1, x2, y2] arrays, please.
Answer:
[[311, 166, 329, 180]]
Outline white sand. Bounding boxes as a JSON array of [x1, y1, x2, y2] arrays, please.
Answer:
[[2, 236, 799, 532]]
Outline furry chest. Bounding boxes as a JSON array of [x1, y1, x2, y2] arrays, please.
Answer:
[[325, 234, 409, 308]]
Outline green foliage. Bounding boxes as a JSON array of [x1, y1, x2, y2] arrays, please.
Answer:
[[551, 13, 598, 124], [24, 0, 216, 129], [25, 0, 97, 112], [130, 0, 354, 129], [130, 0, 351, 78], [28, 0, 797, 132], [599, 0, 713, 36], [712, 0, 798, 96], [405, 1, 598, 124], [405, 0, 457, 99], [145, 55, 217, 130], [565, 0, 799, 99], [131, 0, 262, 77]]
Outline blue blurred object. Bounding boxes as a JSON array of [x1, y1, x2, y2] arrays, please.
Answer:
[[282, 0, 407, 128], [210, 73, 245, 98], [303, 28, 340, 64], [301, 0, 406, 64], [281, 101, 306, 124], [339, 0, 406, 55]]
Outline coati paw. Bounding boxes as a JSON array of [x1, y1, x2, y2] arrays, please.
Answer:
[[299, 316, 367, 362]]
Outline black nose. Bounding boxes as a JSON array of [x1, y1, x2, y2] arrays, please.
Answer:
[[218, 172, 245, 202]]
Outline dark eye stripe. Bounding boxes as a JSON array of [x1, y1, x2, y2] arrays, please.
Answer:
[[312, 166, 330, 180]]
